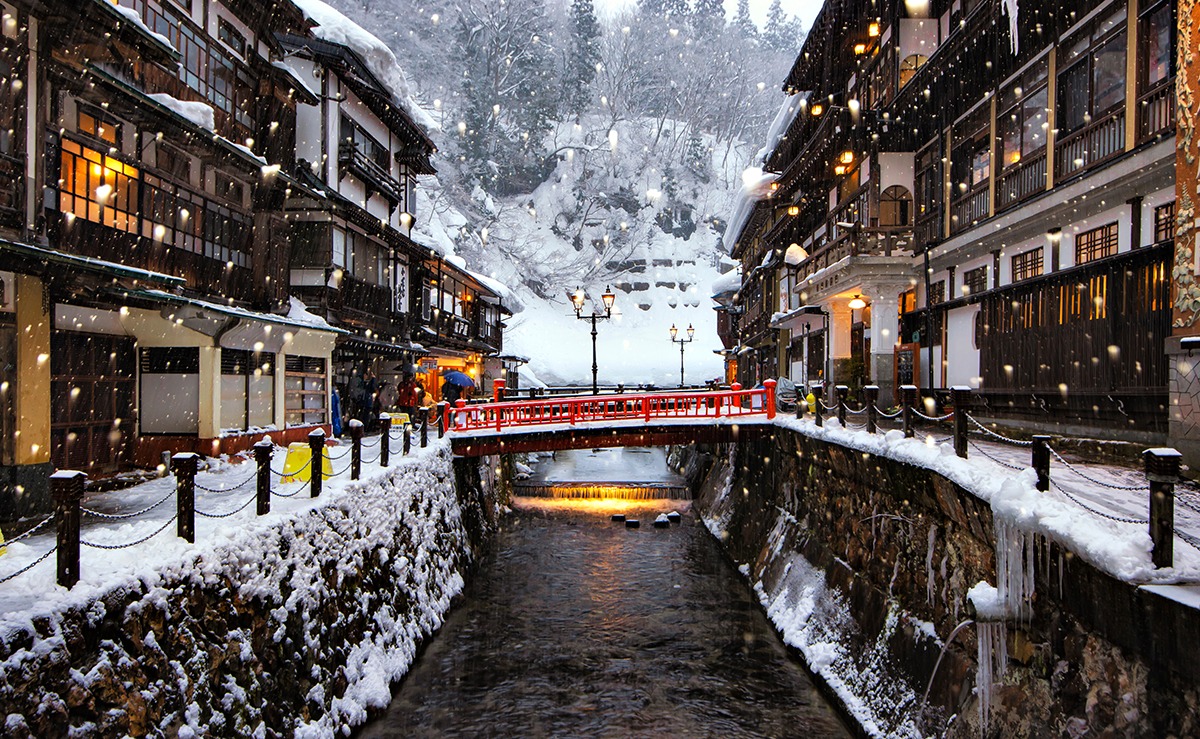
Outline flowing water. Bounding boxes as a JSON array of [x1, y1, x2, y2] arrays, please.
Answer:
[[358, 449, 852, 738]]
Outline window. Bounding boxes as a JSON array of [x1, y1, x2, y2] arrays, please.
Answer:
[[998, 57, 1049, 169], [963, 266, 988, 296], [285, 355, 327, 427], [1154, 202, 1176, 243], [1056, 10, 1126, 135], [345, 230, 387, 285], [77, 109, 121, 149], [1012, 247, 1043, 281], [1139, 0, 1172, 92], [879, 186, 912, 227], [220, 348, 274, 431], [915, 142, 942, 223], [341, 115, 390, 171], [213, 170, 245, 205], [900, 289, 916, 314], [1075, 222, 1119, 264], [141, 173, 251, 268], [156, 145, 192, 182], [899, 54, 927, 89], [58, 139, 140, 234], [928, 280, 945, 305], [952, 107, 991, 191], [217, 17, 246, 58]]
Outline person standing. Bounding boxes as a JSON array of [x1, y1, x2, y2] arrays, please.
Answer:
[[396, 373, 418, 424]]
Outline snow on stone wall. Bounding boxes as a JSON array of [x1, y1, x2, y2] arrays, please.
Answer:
[[0, 447, 499, 737]]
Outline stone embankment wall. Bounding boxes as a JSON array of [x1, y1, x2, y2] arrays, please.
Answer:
[[681, 430, 1200, 737], [0, 448, 504, 737]]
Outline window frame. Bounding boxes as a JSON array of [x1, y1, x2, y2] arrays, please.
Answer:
[[1011, 246, 1044, 281]]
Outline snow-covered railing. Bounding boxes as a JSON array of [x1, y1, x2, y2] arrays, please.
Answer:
[[795, 381, 1192, 568], [5, 415, 433, 590], [445, 380, 777, 434]]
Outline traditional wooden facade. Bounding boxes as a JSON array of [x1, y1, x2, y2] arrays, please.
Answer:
[[734, 0, 1175, 437]]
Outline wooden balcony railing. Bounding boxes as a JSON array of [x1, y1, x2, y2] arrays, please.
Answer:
[[950, 180, 989, 235], [0, 152, 24, 230], [792, 226, 914, 283], [996, 149, 1047, 212], [1054, 109, 1124, 182], [1138, 79, 1174, 143], [914, 210, 943, 250], [338, 142, 405, 204]]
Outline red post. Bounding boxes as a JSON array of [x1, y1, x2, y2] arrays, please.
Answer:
[[495, 402, 503, 432], [493, 378, 506, 404], [455, 399, 467, 429], [644, 396, 651, 422], [763, 379, 777, 419], [731, 382, 742, 413]]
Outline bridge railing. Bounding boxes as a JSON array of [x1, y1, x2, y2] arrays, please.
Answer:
[[447, 380, 776, 433]]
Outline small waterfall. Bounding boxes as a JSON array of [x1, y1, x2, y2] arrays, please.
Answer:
[[513, 483, 691, 500]]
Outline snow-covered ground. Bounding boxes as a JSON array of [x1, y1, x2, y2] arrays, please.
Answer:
[[0, 436, 445, 626]]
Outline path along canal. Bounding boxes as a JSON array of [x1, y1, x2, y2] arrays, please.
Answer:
[[358, 448, 853, 737]]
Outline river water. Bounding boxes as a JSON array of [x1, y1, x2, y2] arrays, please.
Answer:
[[358, 449, 852, 738]]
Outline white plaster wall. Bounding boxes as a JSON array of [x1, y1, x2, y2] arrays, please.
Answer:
[[899, 18, 940, 65], [290, 58, 324, 165], [945, 305, 980, 388], [877, 152, 914, 194]]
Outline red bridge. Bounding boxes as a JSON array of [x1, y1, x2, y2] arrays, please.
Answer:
[[446, 381, 777, 457]]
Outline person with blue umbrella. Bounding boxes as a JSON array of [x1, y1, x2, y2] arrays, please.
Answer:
[[440, 369, 475, 406]]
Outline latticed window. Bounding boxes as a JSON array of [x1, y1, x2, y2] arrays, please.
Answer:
[[963, 266, 989, 296], [1075, 222, 1118, 265], [927, 280, 945, 305], [59, 139, 140, 234], [1012, 247, 1044, 281], [1154, 202, 1175, 243], [285, 355, 327, 427]]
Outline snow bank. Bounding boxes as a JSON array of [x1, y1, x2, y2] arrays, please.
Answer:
[[290, 0, 439, 131], [711, 267, 742, 298], [286, 296, 337, 331]]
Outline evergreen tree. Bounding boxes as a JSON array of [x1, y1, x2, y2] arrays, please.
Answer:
[[640, 0, 691, 20], [562, 0, 602, 120], [761, 0, 803, 53], [453, 0, 559, 194], [690, 0, 725, 38], [732, 0, 757, 40]]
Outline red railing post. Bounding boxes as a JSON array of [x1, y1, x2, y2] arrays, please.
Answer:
[[763, 379, 777, 420], [493, 378, 506, 404], [455, 399, 467, 429], [644, 396, 652, 422], [731, 383, 742, 414]]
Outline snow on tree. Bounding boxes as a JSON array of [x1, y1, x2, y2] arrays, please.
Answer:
[[562, 0, 601, 121], [761, 0, 804, 54]]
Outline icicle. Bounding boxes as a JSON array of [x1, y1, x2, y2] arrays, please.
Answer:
[[1001, 0, 1019, 54], [994, 519, 1035, 620], [976, 621, 1008, 732]]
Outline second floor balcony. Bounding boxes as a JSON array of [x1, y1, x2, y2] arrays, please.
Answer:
[[338, 141, 406, 206]]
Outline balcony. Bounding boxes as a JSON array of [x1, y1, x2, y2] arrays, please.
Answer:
[[338, 141, 405, 205], [949, 180, 989, 235], [1138, 78, 1174, 143], [1054, 109, 1124, 182], [996, 149, 1047, 212], [0, 152, 23, 231]]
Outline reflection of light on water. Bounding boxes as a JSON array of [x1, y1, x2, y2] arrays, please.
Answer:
[[514, 484, 690, 500], [513, 496, 691, 515]]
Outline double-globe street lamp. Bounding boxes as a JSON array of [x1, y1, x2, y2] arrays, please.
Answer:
[[669, 323, 695, 387], [570, 286, 616, 395]]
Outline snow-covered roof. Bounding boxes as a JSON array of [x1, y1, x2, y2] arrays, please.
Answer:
[[290, 0, 439, 132], [721, 168, 779, 254], [755, 93, 805, 164], [711, 268, 743, 299], [784, 243, 809, 266]]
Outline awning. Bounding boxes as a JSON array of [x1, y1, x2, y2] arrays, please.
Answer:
[[0, 238, 184, 287], [336, 334, 428, 357], [770, 304, 827, 330]]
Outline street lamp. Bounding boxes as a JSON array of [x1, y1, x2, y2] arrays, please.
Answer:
[[571, 285, 616, 395], [670, 323, 695, 387]]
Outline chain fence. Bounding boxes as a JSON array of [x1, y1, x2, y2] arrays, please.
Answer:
[[81, 489, 175, 520], [0, 546, 57, 585], [81, 514, 178, 550]]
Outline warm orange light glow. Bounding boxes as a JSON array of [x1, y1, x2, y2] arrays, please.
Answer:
[[848, 294, 867, 310], [840, 150, 855, 164], [868, 21, 880, 37], [854, 43, 867, 55], [810, 103, 824, 116], [787, 205, 800, 216], [834, 164, 847, 175]]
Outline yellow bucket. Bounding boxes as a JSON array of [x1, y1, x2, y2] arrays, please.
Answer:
[[279, 442, 334, 483]]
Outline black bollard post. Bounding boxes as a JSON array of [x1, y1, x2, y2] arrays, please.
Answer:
[[50, 470, 85, 589], [172, 452, 199, 543], [836, 385, 848, 426], [864, 385, 879, 433], [437, 401, 448, 439], [952, 386, 971, 459], [1144, 448, 1182, 569], [1031, 435, 1051, 492], [901, 385, 917, 438], [812, 385, 824, 427], [349, 419, 363, 480], [308, 427, 326, 498], [403, 422, 412, 456], [379, 414, 391, 468], [797, 395, 807, 420], [420, 408, 429, 448], [254, 440, 272, 515]]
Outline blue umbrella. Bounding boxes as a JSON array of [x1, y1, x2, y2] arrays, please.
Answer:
[[442, 370, 476, 388]]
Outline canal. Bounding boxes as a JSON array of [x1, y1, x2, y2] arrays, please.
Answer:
[[359, 448, 853, 737]]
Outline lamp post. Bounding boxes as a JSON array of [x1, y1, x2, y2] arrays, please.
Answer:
[[669, 323, 695, 387], [571, 286, 616, 395]]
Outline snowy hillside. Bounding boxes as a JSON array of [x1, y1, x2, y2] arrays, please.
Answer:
[[321, 0, 805, 386]]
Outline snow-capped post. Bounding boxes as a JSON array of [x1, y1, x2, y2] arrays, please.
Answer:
[[349, 419, 363, 480], [455, 399, 467, 429], [493, 378, 505, 404], [308, 427, 326, 499], [763, 379, 777, 420], [901, 385, 918, 438], [865, 385, 879, 433], [172, 452, 199, 544], [836, 385, 848, 426], [1144, 447, 1182, 569], [952, 386, 971, 459], [253, 440, 272, 516], [379, 414, 391, 468], [50, 470, 85, 589], [812, 385, 824, 427], [1031, 435, 1051, 492], [437, 402, 448, 438]]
